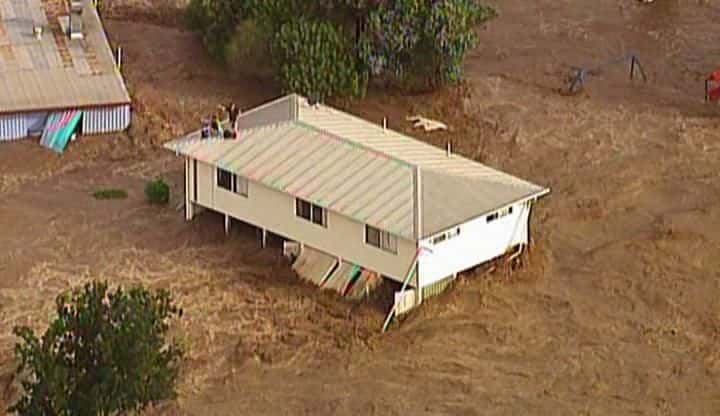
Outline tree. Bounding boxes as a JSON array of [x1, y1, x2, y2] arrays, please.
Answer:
[[185, 0, 496, 98], [273, 18, 368, 101], [9, 281, 184, 416]]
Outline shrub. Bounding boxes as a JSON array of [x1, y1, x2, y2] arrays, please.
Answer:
[[92, 188, 128, 200], [145, 179, 170, 205], [9, 281, 184, 416]]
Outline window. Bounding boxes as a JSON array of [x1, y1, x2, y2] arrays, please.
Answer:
[[217, 168, 233, 190], [234, 175, 248, 197], [311, 204, 325, 226], [486, 205, 513, 223], [296, 198, 326, 227], [217, 168, 248, 197], [431, 227, 461, 245], [366, 225, 397, 254]]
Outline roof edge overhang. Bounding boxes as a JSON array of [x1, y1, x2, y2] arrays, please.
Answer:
[[419, 186, 551, 240], [0, 100, 132, 116]]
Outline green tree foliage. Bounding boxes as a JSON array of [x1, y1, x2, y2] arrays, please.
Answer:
[[368, 0, 496, 88], [273, 18, 368, 101], [186, 0, 496, 97], [145, 178, 170, 205], [9, 281, 184, 416]]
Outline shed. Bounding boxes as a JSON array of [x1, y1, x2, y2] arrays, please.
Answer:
[[0, 0, 130, 147]]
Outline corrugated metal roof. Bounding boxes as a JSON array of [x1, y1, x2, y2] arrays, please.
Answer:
[[167, 94, 549, 240], [167, 122, 417, 239], [0, 0, 130, 113]]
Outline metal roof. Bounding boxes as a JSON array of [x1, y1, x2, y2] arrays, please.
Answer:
[[0, 0, 130, 113], [167, 122, 416, 239], [166, 94, 550, 240]]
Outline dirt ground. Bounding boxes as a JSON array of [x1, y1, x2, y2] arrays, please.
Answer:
[[2, 1, 720, 414]]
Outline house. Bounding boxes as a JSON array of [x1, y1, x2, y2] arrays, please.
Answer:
[[0, 0, 130, 148], [164, 94, 549, 314]]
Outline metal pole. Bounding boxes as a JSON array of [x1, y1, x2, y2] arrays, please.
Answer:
[[630, 56, 636, 80], [705, 79, 709, 103], [117, 46, 122, 71]]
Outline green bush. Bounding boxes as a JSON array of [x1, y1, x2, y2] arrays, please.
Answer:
[[92, 188, 128, 200], [9, 281, 184, 416], [145, 179, 170, 205]]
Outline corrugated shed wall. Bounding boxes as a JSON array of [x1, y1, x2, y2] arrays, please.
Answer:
[[0, 113, 28, 141], [82, 105, 131, 134]]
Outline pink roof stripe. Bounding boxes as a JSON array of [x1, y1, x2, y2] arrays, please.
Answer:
[[244, 130, 328, 181], [292, 147, 360, 200], [327, 153, 384, 212], [289, 142, 348, 197]]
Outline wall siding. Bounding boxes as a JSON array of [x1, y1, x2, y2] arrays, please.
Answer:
[[417, 202, 531, 287], [82, 105, 131, 134], [0, 113, 28, 141], [192, 160, 416, 281]]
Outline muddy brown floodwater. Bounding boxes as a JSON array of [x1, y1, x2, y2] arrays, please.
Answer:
[[2, 1, 720, 415]]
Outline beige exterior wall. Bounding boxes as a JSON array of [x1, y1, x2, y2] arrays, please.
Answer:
[[188, 159, 416, 282]]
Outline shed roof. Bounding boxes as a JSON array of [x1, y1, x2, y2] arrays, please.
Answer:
[[165, 94, 549, 240], [0, 0, 130, 114]]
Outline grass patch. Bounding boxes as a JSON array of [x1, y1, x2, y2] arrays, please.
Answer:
[[93, 188, 128, 200]]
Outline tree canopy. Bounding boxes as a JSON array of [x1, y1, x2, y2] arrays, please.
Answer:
[[186, 0, 496, 100], [9, 281, 184, 416]]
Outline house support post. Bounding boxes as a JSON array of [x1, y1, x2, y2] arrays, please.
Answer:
[[184, 158, 194, 221], [224, 214, 230, 235], [415, 265, 423, 307]]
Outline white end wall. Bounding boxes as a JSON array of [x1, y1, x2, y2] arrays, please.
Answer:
[[417, 201, 531, 287]]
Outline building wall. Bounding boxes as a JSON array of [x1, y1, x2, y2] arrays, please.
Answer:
[[0, 113, 28, 141], [189, 159, 417, 282], [0, 104, 130, 142], [417, 201, 531, 287], [236, 96, 295, 131], [82, 104, 131, 134]]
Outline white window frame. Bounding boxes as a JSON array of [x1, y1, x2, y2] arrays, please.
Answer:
[[365, 224, 397, 254], [295, 198, 326, 227]]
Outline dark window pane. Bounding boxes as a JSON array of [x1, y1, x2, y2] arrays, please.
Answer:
[[311, 204, 325, 226], [296, 199, 311, 220], [366, 226, 380, 247], [217, 168, 233, 190]]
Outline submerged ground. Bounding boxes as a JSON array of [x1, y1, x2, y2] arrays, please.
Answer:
[[2, 1, 720, 414]]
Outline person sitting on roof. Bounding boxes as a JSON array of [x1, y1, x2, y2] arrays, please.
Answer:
[[200, 117, 211, 139], [219, 103, 240, 127], [211, 114, 221, 138]]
